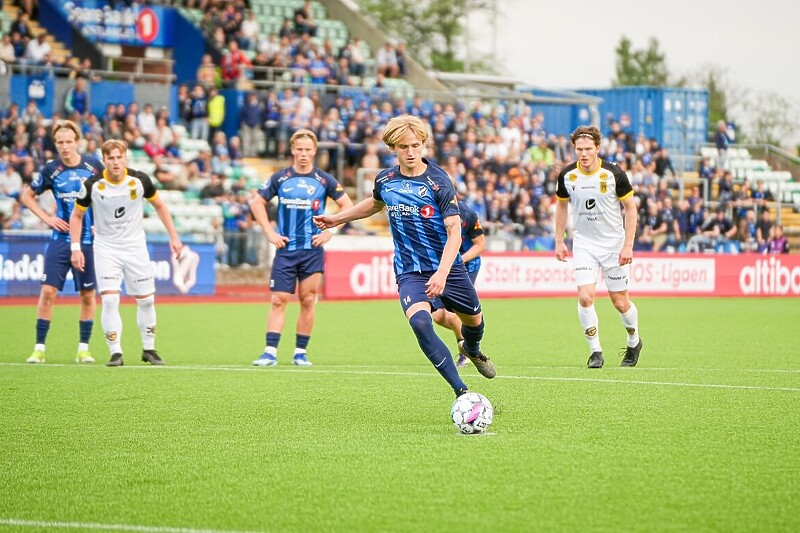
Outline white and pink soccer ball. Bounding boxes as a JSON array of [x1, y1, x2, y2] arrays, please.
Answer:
[[451, 392, 494, 434]]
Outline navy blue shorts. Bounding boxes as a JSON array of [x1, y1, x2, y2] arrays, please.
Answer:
[[397, 263, 481, 316], [42, 240, 96, 292], [270, 248, 324, 294]]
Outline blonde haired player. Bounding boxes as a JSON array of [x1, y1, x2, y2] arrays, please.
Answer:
[[555, 126, 643, 368], [69, 140, 183, 366]]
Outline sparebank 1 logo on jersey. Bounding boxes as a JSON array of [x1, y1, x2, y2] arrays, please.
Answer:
[[420, 205, 435, 218], [739, 257, 800, 295]]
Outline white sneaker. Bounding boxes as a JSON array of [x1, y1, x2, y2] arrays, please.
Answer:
[[292, 354, 313, 366], [252, 353, 277, 366]]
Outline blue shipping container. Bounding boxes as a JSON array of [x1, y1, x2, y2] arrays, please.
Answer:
[[574, 86, 708, 167]]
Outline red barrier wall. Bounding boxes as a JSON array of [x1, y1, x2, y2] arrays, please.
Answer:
[[323, 251, 800, 299]]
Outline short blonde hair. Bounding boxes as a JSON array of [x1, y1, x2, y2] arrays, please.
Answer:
[[382, 114, 428, 149], [570, 126, 602, 147], [52, 120, 81, 142], [101, 139, 128, 157], [290, 128, 318, 148]]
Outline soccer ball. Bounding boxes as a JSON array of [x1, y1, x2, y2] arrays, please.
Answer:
[[451, 392, 494, 434]]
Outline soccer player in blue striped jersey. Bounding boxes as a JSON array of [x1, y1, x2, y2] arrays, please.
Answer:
[[314, 115, 495, 397], [20, 121, 104, 364], [250, 129, 353, 367], [432, 196, 486, 368]]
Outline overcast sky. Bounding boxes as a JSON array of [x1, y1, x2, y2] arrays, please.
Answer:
[[467, 0, 798, 142]]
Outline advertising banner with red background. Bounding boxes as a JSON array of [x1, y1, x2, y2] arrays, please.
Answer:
[[323, 251, 800, 300]]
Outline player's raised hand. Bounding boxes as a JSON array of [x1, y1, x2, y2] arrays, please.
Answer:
[[313, 214, 337, 230], [48, 216, 69, 233]]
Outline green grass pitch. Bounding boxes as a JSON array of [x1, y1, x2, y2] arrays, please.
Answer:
[[1, 297, 799, 532]]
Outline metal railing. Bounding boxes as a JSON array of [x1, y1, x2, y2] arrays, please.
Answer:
[[2, 60, 176, 84]]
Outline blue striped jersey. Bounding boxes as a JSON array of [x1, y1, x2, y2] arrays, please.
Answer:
[[458, 202, 484, 274], [30, 155, 104, 244], [373, 158, 462, 275], [257, 167, 345, 251]]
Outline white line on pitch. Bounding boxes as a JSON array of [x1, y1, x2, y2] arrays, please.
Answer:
[[0, 517, 261, 533], [2, 362, 799, 393]]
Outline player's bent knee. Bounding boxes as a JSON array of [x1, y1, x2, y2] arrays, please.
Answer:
[[408, 310, 434, 336]]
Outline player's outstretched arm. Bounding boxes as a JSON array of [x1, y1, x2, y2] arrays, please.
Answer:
[[314, 197, 383, 229], [150, 195, 183, 259]]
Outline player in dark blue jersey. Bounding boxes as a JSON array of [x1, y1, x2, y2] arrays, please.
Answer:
[[20, 121, 104, 364], [250, 129, 353, 367], [315, 115, 496, 397], [432, 195, 486, 368]]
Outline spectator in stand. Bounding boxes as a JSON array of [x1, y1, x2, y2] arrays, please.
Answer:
[[376, 42, 400, 78], [207, 87, 226, 143], [756, 208, 773, 252], [395, 42, 408, 77], [262, 90, 281, 158], [714, 119, 734, 167], [0, 33, 15, 65], [0, 159, 23, 199], [189, 84, 209, 141], [24, 32, 50, 67], [716, 170, 734, 208], [196, 54, 218, 89], [293, 0, 317, 37], [63, 78, 89, 117], [751, 179, 773, 210], [697, 207, 737, 252], [137, 103, 157, 138], [239, 10, 258, 51], [220, 40, 251, 86], [653, 147, 675, 180], [766, 225, 789, 254], [240, 92, 262, 158], [736, 209, 758, 253]]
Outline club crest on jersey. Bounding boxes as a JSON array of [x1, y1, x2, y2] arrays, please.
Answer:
[[130, 189, 137, 200], [128, 179, 136, 187], [98, 181, 105, 190], [599, 172, 608, 181], [568, 173, 578, 181], [417, 186, 428, 197], [399, 181, 413, 193], [600, 182, 608, 193], [420, 205, 435, 218]]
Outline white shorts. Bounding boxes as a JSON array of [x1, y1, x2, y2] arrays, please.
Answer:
[[94, 245, 155, 295], [572, 247, 630, 292]]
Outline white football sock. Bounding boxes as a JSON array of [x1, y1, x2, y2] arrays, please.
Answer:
[[619, 302, 640, 347], [136, 295, 157, 350], [101, 293, 123, 354], [578, 304, 602, 353]]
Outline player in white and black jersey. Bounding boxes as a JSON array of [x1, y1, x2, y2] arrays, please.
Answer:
[[69, 139, 183, 367], [555, 126, 643, 369]]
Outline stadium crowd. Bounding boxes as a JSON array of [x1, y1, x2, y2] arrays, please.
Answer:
[[0, 1, 792, 265]]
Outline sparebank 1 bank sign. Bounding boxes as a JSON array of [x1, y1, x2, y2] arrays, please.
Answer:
[[60, 1, 175, 47]]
